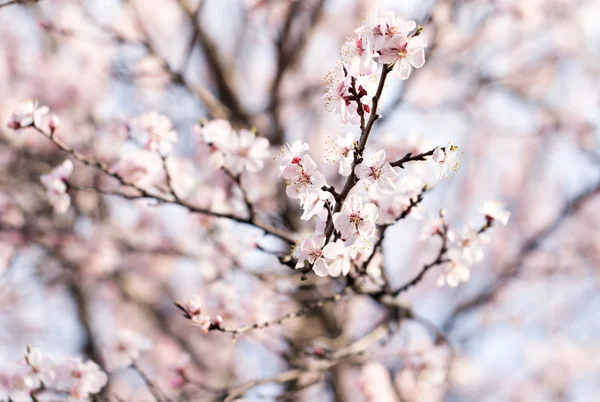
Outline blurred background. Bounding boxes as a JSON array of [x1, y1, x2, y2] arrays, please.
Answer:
[[0, 0, 599, 401]]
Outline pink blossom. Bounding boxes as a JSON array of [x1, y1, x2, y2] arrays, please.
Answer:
[[481, 201, 511, 225], [364, 9, 417, 52], [193, 119, 235, 169], [324, 132, 355, 177], [437, 248, 471, 287], [333, 194, 378, 239], [22, 347, 56, 390], [341, 27, 376, 75], [276, 140, 310, 178], [285, 155, 326, 199], [299, 190, 335, 221], [40, 160, 73, 213], [225, 129, 270, 174], [103, 329, 152, 371], [55, 357, 108, 400], [8, 99, 49, 129], [377, 34, 427, 80], [128, 112, 178, 155], [355, 149, 399, 193], [115, 148, 163, 188]]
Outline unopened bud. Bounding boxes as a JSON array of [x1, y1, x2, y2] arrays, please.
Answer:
[[49, 115, 60, 133]]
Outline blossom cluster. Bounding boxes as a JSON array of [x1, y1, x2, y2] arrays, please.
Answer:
[[194, 119, 270, 175], [324, 9, 427, 124], [7, 346, 107, 401], [175, 296, 224, 333]]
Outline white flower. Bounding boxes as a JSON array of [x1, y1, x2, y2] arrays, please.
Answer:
[[341, 27, 376, 75], [321, 239, 352, 277], [23, 347, 56, 389], [225, 129, 270, 174], [193, 119, 236, 169], [481, 201, 510, 225], [432, 140, 460, 179], [115, 148, 163, 188], [299, 190, 334, 221], [103, 329, 152, 371], [285, 155, 326, 199], [128, 112, 178, 155], [377, 34, 427, 80], [276, 140, 310, 178], [293, 235, 351, 277], [333, 194, 378, 239], [324, 132, 355, 177], [437, 248, 471, 287], [455, 225, 488, 265], [355, 149, 398, 193], [55, 357, 108, 400], [40, 160, 73, 214], [364, 9, 416, 52], [8, 99, 49, 129]]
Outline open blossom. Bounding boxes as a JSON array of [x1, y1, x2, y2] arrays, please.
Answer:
[[377, 34, 427, 80], [333, 193, 378, 239], [128, 112, 178, 155], [455, 225, 488, 265], [225, 129, 270, 174], [355, 149, 399, 193], [481, 201, 511, 225], [40, 160, 73, 213], [293, 235, 350, 277], [364, 9, 417, 52], [432, 140, 460, 179], [8, 99, 49, 129], [299, 190, 335, 221], [285, 155, 326, 199], [115, 148, 163, 188], [437, 248, 471, 287], [341, 27, 376, 75], [22, 347, 56, 389], [55, 357, 108, 400], [103, 329, 152, 371], [323, 63, 374, 125], [193, 119, 235, 169], [373, 176, 425, 224], [324, 132, 355, 177], [276, 140, 310, 178]]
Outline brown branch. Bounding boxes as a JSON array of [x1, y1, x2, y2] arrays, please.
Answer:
[[32, 125, 295, 244]]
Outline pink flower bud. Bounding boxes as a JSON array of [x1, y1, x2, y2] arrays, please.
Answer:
[[49, 115, 60, 133]]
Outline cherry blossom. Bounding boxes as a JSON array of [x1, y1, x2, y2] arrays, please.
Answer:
[[481, 201, 511, 225], [437, 248, 472, 287], [128, 112, 178, 155], [364, 9, 416, 52], [333, 194, 378, 239], [341, 27, 376, 75], [377, 34, 427, 80], [176, 296, 214, 333], [114, 148, 163, 188], [324, 132, 355, 177], [22, 347, 56, 390], [40, 159, 73, 213], [103, 329, 153, 371], [293, 235, 351, 277], [276, 140, 310, 178], [285, 155, 326, 199], [355, 149, 399, 193], [7, 99, 49, 129], [323, 64, 374, 125], [224, 129, 270, 174], [193, 119, 235, 169], [55, 357, 108, 400], [299, 190, 335, 221], [455, 225, 489, 265], [432, 140, 461, 179]]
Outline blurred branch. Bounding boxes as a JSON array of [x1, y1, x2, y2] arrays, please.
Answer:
[[0, 0, 39, 9], [177, 0, 252, 127], [443, 180, 600, 332]]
